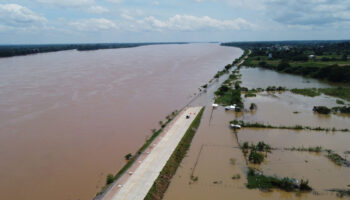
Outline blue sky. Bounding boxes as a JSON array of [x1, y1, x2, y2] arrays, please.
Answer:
[[1, 0, 350, 44]]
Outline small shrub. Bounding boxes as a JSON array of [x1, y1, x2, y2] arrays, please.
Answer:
[[242, 142, 249, 149], [248, 150, 264, 164], [250, 103, 257, 110], [336, 99, 345, 105], [106, 174, 114, 185], [124, 153, 133, 161], [313, 106, 331, 114], [299, 179, 312, 191]]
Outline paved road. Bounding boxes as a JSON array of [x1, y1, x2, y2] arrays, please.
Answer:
[[104, 107, 202, 200]]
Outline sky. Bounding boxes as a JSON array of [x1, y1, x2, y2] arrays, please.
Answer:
[[0, 0, 350, 44]]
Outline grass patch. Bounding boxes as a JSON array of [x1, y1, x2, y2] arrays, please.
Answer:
[[266, 86, 286, 92], [313, 106, 331, 114], [241, 141, 271, 164], [326, 150, 350, 167], [285, 146, 323, 153], [247, 168, 312, 192], [290, 88, 321, 97], [332, 106, 350, 114], [144, 107, 205, 200], [231, 120, 349, 132], [336, 99, 345, 104], [288, 87, 350, 102], [328, 189, 350, 197], [248, 150, 265, 164], [319, 87, 350, 102], [244, 90, 257, 98]]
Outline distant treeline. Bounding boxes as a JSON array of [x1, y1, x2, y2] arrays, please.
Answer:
[[221, 40, 350, 83], [0, 42, 187, 58]]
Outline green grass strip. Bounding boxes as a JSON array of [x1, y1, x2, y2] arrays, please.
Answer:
[[144, 107, 205, 200]]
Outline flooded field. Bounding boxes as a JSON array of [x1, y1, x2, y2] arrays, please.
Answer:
[[164, 66, 350, 200], [0, 44, 242, 200]]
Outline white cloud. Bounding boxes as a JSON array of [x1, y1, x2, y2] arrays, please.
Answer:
[[137, 15, 256, 31], [35, 0, 94, 7], [0, 4, 47, 31], [86, 5, 109, 13], [105, 0, 123, 3], [69, 18, 117, 31]]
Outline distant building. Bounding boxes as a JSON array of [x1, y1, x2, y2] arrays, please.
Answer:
[[309, 55, 315, 59], [268, 53, 273, 59]]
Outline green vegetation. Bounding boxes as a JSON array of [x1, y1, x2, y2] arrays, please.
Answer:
[[248, 150, 265, 164], [326, 150, 350, 167], [266, 86, 286, 92], [249, 103, 257, 110], [244, 90, 257, 97], [231, 120, 349, 132], [241, 141, 271, 164], [214, 85, 242, 106], [124, 153, 133, 161], [319, 87, 350, 101], [290, 88, 321, 97], [285, 146, 323, 153], [313, 106, 331, 114], [222, 41, 350, 83], [247, 168, 312, 192], [214, 69, 229, 79], [288, 87, 350, 102], [0, 42, 187, 57], [144, 107, 204, 200], [336, 99, 345, 104], [328, 189, 350, 197], [106, 174, 114, 185], [332, 106, 350, 114], [214, 70, 243, 107]]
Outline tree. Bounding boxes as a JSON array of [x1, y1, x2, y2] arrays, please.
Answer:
[[277, 60, 290, 71], [124, 153, 133, 160], [106, 174, 114, 185]]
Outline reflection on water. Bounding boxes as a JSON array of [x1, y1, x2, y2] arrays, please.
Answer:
[[0, 44, 242, 200]]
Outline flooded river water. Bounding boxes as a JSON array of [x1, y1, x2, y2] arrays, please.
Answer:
[[164, 66, 350, 200], [0, 44, 242, 200]]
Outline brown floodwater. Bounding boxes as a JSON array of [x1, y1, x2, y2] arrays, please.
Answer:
[[0, 44, 242, 200], [164, 66, 350, 200]]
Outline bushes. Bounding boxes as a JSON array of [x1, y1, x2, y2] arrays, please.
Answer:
[[246, 168, 312, 192], [124, 153, 133, 161], [326, 150, 350, 167], [249, 103, 257, 110], [332, 106, 350, 114], [106, 174, 114, 185], [214, 86, 243, 107], [313, 106, 331, 114], [230, 120, 349, 132], [248, 150, 264, 164]]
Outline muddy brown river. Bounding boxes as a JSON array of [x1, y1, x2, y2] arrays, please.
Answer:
[[0, 44, 242, 200]]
